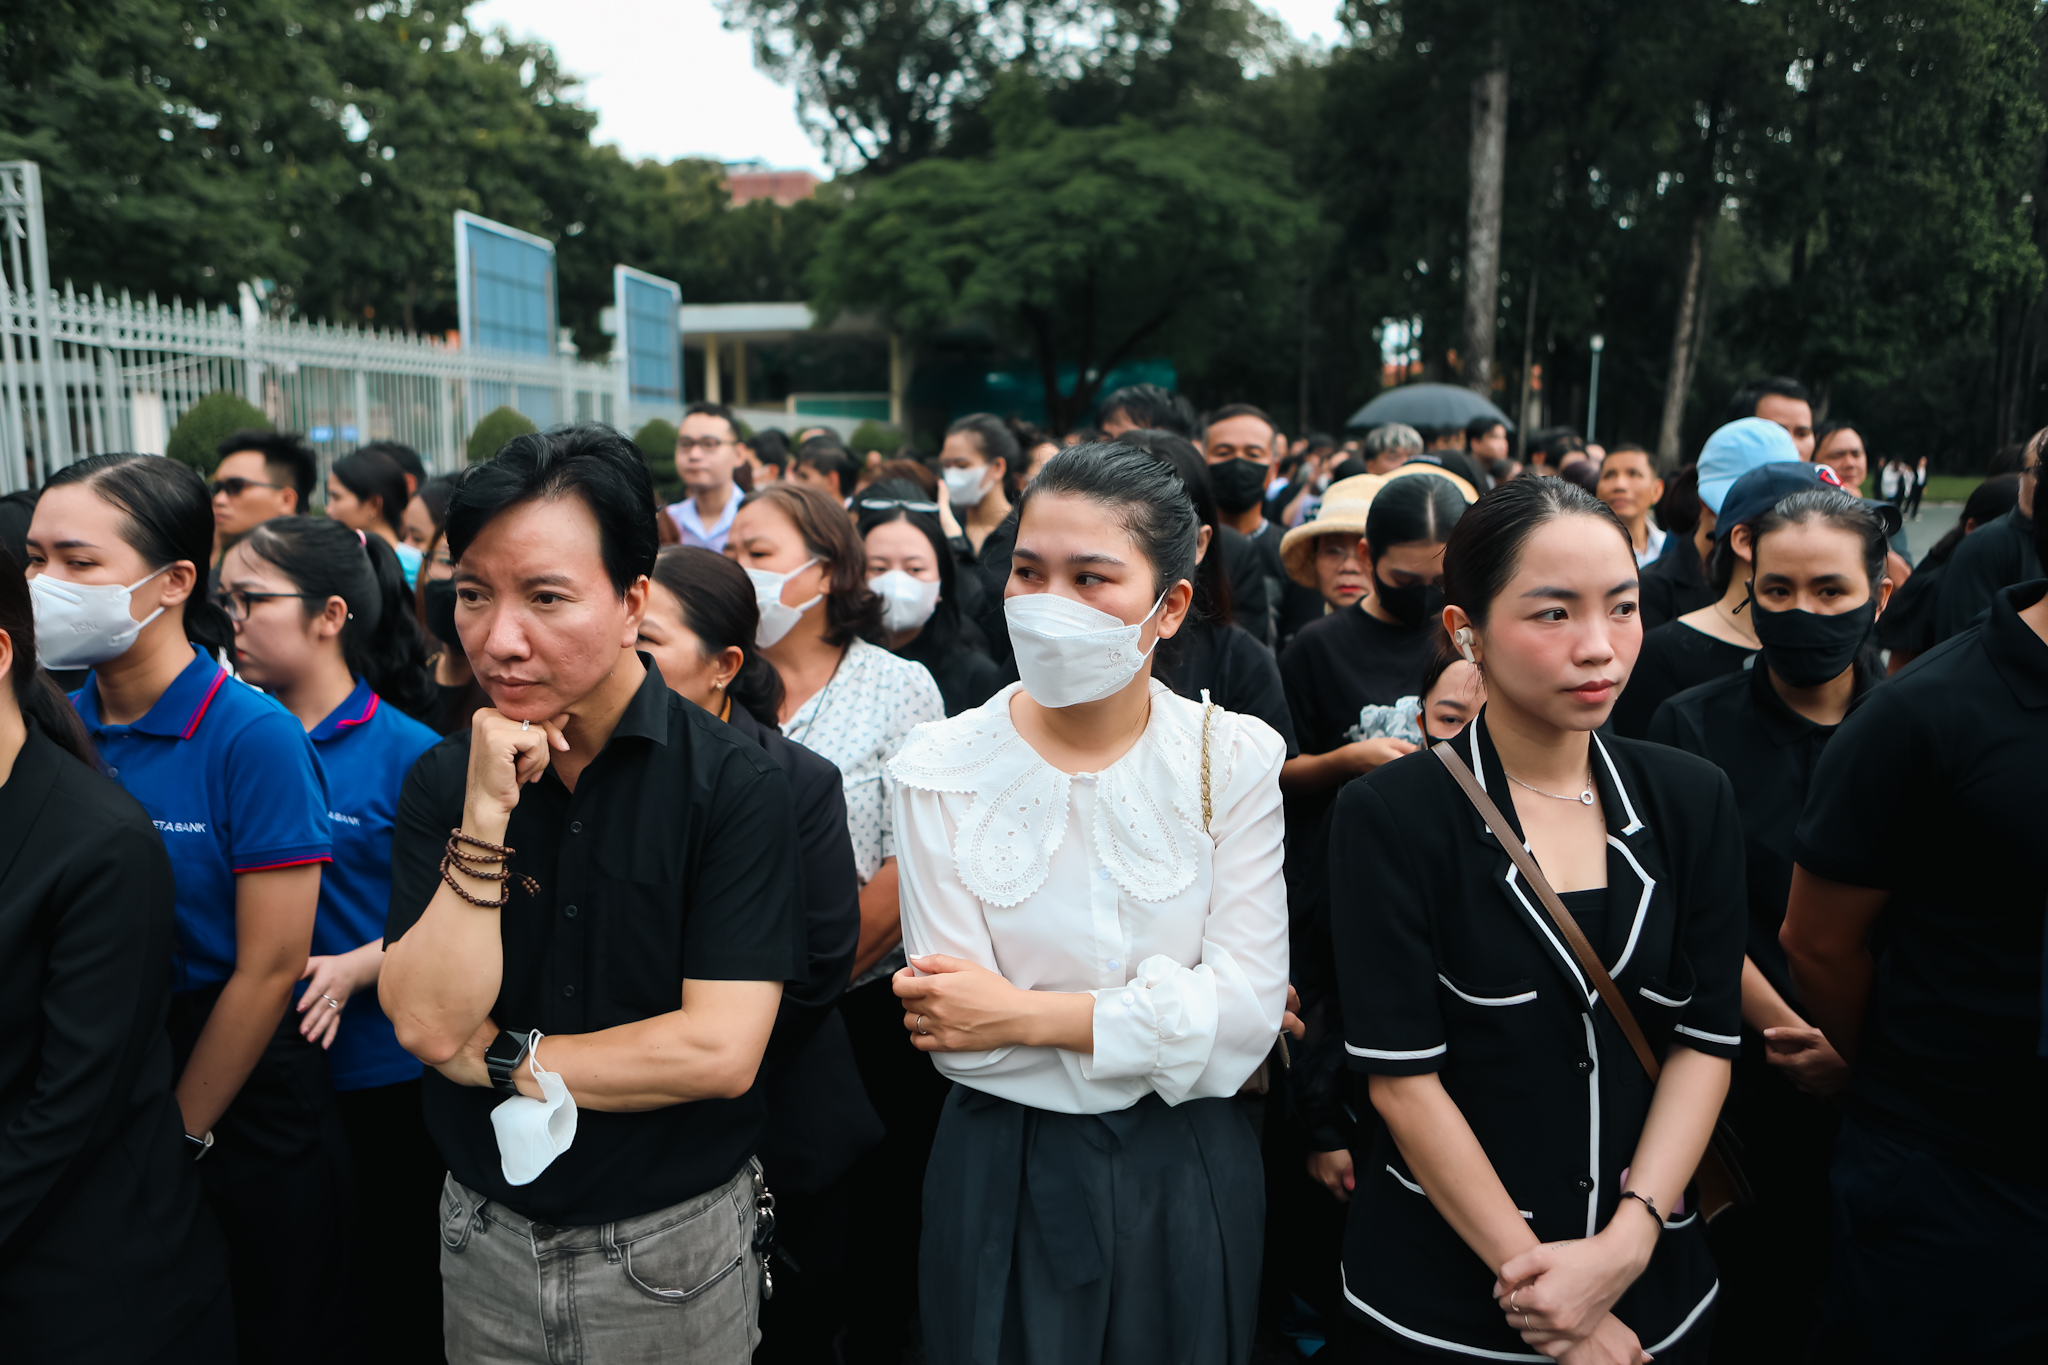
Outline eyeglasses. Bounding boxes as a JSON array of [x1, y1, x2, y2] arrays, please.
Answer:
[[211, 477, 288, 498], [219, 589, 308, 621], [857, 498, 941, 514], [675, 437, 732, 453]]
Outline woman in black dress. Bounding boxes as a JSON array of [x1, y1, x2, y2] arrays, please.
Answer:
[[855, 480, 1006, 716], [0, 551, 232, 1361], [1327, 477, 1745, 1364]]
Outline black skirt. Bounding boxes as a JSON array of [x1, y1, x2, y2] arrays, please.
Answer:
[[920, 1085, 1264, 1365]]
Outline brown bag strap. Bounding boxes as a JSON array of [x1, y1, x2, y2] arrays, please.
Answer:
[[1431, 742, 1664, 1085]]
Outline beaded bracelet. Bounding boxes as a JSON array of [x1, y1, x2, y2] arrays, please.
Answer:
[[441, 830, 540, 906]]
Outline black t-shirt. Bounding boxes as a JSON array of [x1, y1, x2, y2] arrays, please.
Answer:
[[386, 659, 807, 1225], [1934, 509, 2040, 642], [1220, 523, 1278, 649], [893, 624, 1006, 718], [1610, 620, 1755, 740], [1651, 658, 1876, 1007], [1795, 582, 2048, 1185], [1279, 602, 1439, 757], [1154, 617, 1300, 757], [1640, 534, 1715, 630]]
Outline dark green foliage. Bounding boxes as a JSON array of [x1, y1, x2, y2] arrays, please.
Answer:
[[466, 406, 537, 464], [164, 390, 270, 474], [632, 418, 683, 502], [847, 420, 904, 454]]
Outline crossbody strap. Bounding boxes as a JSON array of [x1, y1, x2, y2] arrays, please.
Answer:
[[1431, 742, 1663, 1084]]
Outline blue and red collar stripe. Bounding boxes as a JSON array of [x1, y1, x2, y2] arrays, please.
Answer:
[[233, 855, 333, 874], [335, 691, 380, 729], [179, 666, 229, 740]]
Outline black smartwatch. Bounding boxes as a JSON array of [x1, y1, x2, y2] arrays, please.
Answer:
[[485, 1030, 530, 1095]]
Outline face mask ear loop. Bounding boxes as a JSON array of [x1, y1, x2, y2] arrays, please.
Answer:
[[527, 1029, 546, 1079], [1737, 582, 1754, 615]]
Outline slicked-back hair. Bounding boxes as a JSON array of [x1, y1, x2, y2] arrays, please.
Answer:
[[1114, 428, 1232, 626], [217, 428, 317, 507], [739, 481, 883, 647], [331, 446, 410, 538], [651, 547, 786, 726], [1443, 477, 1632, 628], [1099, 384, 1195, 438], [1015, 442, 1200, 600], [444, 423, 659, 597], [1365, 472, 1468, 554], [1725, 375, 1812, 424], [1750, 489, 1890, 591]]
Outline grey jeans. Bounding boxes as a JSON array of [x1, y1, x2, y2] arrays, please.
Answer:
[[439, 1165, 763, 1364]]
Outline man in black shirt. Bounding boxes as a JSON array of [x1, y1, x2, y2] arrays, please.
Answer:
[[1784, 569, 2048, 1362], [1933, 438, 2040, 640], [382, 426, 804, 1363]]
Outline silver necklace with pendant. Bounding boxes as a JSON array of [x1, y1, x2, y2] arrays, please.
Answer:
[[1505, 768, 1597, 806]]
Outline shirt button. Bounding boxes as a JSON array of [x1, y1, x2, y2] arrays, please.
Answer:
[[1576, 1177, 1592, 1191], [570, 821, 584, 834], [1576, 1060, 1591, 1071], [563, 985, 576, 998], [1097, 868, 1110, 881], [1107, 959, 1121, 971], [563, 904, 578, 918], [108, 767, 118, 777]]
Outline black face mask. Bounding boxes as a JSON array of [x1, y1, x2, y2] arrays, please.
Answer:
[[1209, 458, 1268, 514], [1750, 594, 1877, 688], [422, 577, 462, 651], [1373, 573, 1443, 629]]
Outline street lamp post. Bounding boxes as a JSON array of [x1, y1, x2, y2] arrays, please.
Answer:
[[1587, 333, 1605, 447]]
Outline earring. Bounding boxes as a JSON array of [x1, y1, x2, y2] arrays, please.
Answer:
[[1453, 626, 1476, 664]]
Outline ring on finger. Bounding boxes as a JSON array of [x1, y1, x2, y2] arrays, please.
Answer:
[[917, 1014, 929, 1036], [1508, 1290, 1519, 1313], [321, 994, 341, 1010]]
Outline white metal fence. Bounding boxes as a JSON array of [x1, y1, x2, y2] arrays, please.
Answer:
[[0, 162, 636, 493]]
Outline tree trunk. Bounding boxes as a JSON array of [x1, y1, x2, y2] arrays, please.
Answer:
[[1656, 211, 1710, 469], [1462, 49, 1508, 396]]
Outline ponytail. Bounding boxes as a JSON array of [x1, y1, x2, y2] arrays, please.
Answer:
[[239, 520, 436, 721]]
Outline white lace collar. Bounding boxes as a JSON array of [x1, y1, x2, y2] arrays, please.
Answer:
[[888, 681, 1231, 907]]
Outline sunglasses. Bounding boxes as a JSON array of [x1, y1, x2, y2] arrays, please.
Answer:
[[857, 498, 941, 514], [211, 476, 287, 498]]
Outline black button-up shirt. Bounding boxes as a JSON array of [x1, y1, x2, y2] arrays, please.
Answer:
[[1796, 582, 2048, 1185], [1649, 655, 1877, 1007], [387, 658, 805, 1225]]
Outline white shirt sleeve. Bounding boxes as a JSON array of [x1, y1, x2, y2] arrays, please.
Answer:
[[1078, 718, 1289, 1103]]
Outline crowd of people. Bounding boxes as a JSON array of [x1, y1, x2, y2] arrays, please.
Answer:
[[0, 381, 2041, 1365]]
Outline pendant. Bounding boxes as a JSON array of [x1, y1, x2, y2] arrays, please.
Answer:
[[1579, 790, 1596, 806]]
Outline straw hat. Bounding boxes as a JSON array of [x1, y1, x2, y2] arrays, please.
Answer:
[[1279, 473, 1385, 587], [1277, 463, 1478, 587]]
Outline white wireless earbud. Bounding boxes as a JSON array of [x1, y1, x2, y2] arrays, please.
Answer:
[[1453, 626, 1476, 664]]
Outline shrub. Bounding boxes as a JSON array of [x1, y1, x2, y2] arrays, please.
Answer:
[[633, 418, 684, 503], [166, 391, 271, 474], [848, 419, 904, 455], [466, 406, 539, 463]]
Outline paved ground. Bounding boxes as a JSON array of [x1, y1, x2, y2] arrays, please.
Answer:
[[1896, 500, 1960, 567]]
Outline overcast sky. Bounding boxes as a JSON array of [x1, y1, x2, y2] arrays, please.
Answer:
[[468, 0, 1349, 176]]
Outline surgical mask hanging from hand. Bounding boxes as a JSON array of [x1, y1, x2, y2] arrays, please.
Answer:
[[746, 557, 823, 648], [1005, 590, 1167, 708], [942, 465, 992, 510], [868, 570, 941, 634], [30, 564, 172, 669], [490, 1031, 577, 1186]]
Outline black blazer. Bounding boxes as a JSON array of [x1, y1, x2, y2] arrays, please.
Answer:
[[1328, 714, 1745, 1359], [725, 705, 882, 1194], [0, 722, 227, 1360]]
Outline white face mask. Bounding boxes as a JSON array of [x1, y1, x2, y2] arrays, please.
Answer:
[[869, 569, 940, 634], [490, 1031, 577, 1186], [1005, 590, 1167, 708], [745, 556, 822, 649], [30, 564, 172, 670], [942, 465, 991, 509]]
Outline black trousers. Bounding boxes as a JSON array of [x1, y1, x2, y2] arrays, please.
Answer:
[[336, 1078, 445, 1364], [1813, 1116, 2048, 1363], [755, 1172, 856, 1363], [168, 988, 355, 1365], [837, 976, 952, 1365]]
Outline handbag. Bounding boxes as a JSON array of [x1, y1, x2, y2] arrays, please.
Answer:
[[1432, 743, 1751, 1223]]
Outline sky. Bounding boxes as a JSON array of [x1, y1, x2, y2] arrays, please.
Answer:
[[467, 0, 1349, 177]]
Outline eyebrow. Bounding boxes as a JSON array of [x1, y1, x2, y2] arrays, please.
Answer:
[[1013, 546, 1128, 568], [1520, 580, 1640, 601], [30, 538, 99, 551]]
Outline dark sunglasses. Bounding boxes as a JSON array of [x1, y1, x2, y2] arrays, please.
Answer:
[[211, 476, 287, 497]]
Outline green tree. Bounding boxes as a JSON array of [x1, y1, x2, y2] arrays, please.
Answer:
[[467, 405, 537, 463], [810, 113, 1310, 430], [165, 389, 270, 473]]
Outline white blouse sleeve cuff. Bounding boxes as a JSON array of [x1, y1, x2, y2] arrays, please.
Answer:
[[1079, 953, 1219, 1103]]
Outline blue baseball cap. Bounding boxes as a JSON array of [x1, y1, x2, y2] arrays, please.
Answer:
[[1714, 460, 1904, 541], [1697, 418, 1800, 515]]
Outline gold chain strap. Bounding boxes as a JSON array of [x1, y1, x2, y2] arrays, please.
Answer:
[[1199, 695, 1217, 833]]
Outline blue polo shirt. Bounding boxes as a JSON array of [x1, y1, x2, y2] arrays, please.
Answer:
[[304, 678, 440, 1091], [74, 645, 331, 993]]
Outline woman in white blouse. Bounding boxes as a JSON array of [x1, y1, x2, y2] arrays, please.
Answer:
[[724, 480, 946, 1361], [891, 444, 1292, 1365]]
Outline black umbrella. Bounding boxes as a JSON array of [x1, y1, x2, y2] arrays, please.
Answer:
[[1345, 383, 1515, 432]]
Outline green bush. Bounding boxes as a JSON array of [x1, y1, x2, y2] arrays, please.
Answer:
[[165, 391, 271, 475], [633, 418, 684, 503], [848, 419, 904, 455], [466, 406, 539, 464]]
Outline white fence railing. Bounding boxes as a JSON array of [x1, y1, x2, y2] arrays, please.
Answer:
[[0, 162, 638, 493]]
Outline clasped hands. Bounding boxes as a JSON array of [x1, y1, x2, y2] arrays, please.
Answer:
[[1493, 1218, 1660, 1364]]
